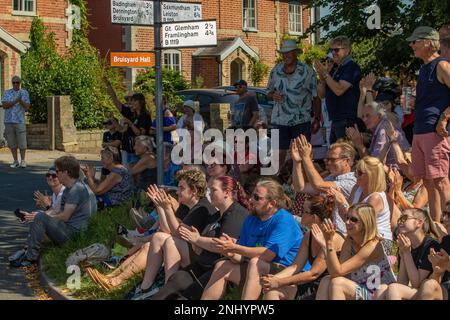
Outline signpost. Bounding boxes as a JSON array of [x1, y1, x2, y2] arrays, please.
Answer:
[[161, 20, 217, 48], [111, 0, 202, 25], [110, 0, 217, 185], [110, 51, 155, 67]]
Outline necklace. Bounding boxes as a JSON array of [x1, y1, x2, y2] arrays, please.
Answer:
[[283, 64, 297, 75]]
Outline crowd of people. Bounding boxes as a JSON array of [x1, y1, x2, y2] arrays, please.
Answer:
[[5, 24, 450, 301]]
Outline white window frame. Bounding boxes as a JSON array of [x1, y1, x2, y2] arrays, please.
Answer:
[[163, 50, 181, 72], [288, 1, 303, 36], [12, 0, 37, 16], [242, 0, 257, 32]]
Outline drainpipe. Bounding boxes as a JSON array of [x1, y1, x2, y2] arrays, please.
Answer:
[[218, 57, 222, 86]]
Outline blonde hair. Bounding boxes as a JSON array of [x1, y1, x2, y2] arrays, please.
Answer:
[[256, 178, 291, 211], [330, 141, 356, 166], [349, 203, 382, 246], [405, 208, 440, 239], [176, 169, 207, 198], [428, 39, 440, 53], [357, 156, 386, 194]]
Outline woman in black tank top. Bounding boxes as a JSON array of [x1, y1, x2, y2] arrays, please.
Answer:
[[261, 196, 345, 300]]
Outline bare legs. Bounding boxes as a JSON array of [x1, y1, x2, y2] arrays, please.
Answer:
[[140, 232, 190, 290]]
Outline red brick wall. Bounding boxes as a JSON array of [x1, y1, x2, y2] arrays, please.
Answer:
[[86, 0, 124, 59], [193, 57, 219, 88], [84, 0, 312, 86], [0, 0, 70, 54]]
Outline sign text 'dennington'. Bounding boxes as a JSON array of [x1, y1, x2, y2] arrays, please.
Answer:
[[111, 0, 202, 25]]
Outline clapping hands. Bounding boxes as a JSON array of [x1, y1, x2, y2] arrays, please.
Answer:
[[346, 124, 364, 147], [397, 234, 412, 255], [428, 248, 450, 275], [146, 185, 178, 210], [311, 219, 336, 249], [212, 233, 237, 256], [82, 164, 96, 179]]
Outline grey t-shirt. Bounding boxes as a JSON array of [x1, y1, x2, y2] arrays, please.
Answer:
[[232, 93, 258, 127], [324, 172, 357, 235], [61, 181, 97, 231]]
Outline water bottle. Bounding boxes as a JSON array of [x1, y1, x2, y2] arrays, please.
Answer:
[[402, 87, 412, 115]]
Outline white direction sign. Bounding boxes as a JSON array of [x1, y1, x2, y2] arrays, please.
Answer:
[[162, 20, 217, 48], [111, 0, 202, 26]]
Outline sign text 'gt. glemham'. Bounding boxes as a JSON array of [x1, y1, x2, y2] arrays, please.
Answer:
[[162, 20, 217, 48], [111, 0, 202, 25]]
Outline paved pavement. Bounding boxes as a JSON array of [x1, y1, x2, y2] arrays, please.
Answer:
[[0, 149, 99, 300]]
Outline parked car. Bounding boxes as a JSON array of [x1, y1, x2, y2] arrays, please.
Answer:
[[215, 86, 274, 126], [174, 89, 239, 127]]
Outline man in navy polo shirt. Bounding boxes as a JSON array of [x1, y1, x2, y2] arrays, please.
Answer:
[[315, 36, 362, 144]]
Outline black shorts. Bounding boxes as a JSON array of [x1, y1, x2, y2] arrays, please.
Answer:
[[275, 122, 311, 150]]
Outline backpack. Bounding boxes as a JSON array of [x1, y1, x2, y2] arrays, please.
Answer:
[[65, 243, 111, 268]]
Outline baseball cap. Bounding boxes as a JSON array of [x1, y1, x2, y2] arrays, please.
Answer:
[[48, 166, 57, 175], [233, 79, 248, 87], [183, 100, 196, 111], [406, 26, 440, 42]]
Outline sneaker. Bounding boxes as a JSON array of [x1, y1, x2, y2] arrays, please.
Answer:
[[129, 283, 160, 300], [20, 160, 26, 168], [8, 248, 26, 262], [10, 255, 36, 268], [10, 161, 19, 168]]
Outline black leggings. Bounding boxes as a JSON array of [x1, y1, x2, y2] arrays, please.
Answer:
[[149, 263, 213, 300]]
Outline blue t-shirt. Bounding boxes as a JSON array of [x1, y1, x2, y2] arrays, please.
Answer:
[[325, 57, 362, 121], [163, 162, 182, 186], [152, 110, 176, 144], [237, 208, 307, 267]]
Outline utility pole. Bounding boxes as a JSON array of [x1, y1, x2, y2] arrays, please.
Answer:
[[154, 0, 164, 185]]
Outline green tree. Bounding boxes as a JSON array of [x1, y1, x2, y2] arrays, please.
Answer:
[[249, 58, 270, 86], [21, 16, 124, 129], [305, 0, 450, 74], [133, 67, 190, 113]]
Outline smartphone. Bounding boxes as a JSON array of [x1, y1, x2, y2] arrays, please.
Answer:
[[14, 208, 26, 222]]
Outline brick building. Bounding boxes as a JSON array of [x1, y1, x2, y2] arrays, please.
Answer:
[[0, 0, 75, 141], [86, 0, 318, 91]]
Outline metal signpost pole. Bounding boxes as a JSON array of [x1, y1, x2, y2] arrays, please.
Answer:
[[154, 0, 164, 185]]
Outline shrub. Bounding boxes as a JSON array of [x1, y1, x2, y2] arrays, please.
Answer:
[[21, 18, 125, 129]]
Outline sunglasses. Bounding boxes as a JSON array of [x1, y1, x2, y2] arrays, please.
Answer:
[[355, 169, 366, 177], [46, 173, 58, 179], [252, 193, 265, 201], [346, 215, 359, 223], [324, 157, 346, 163], [12, 82, 20, 84], [397, 215, 418, 224], [329, 47, 344, 53]]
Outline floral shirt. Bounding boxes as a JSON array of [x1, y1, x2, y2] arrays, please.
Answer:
[[1, 88, 30, 124], [267, 61, 317, 126]]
